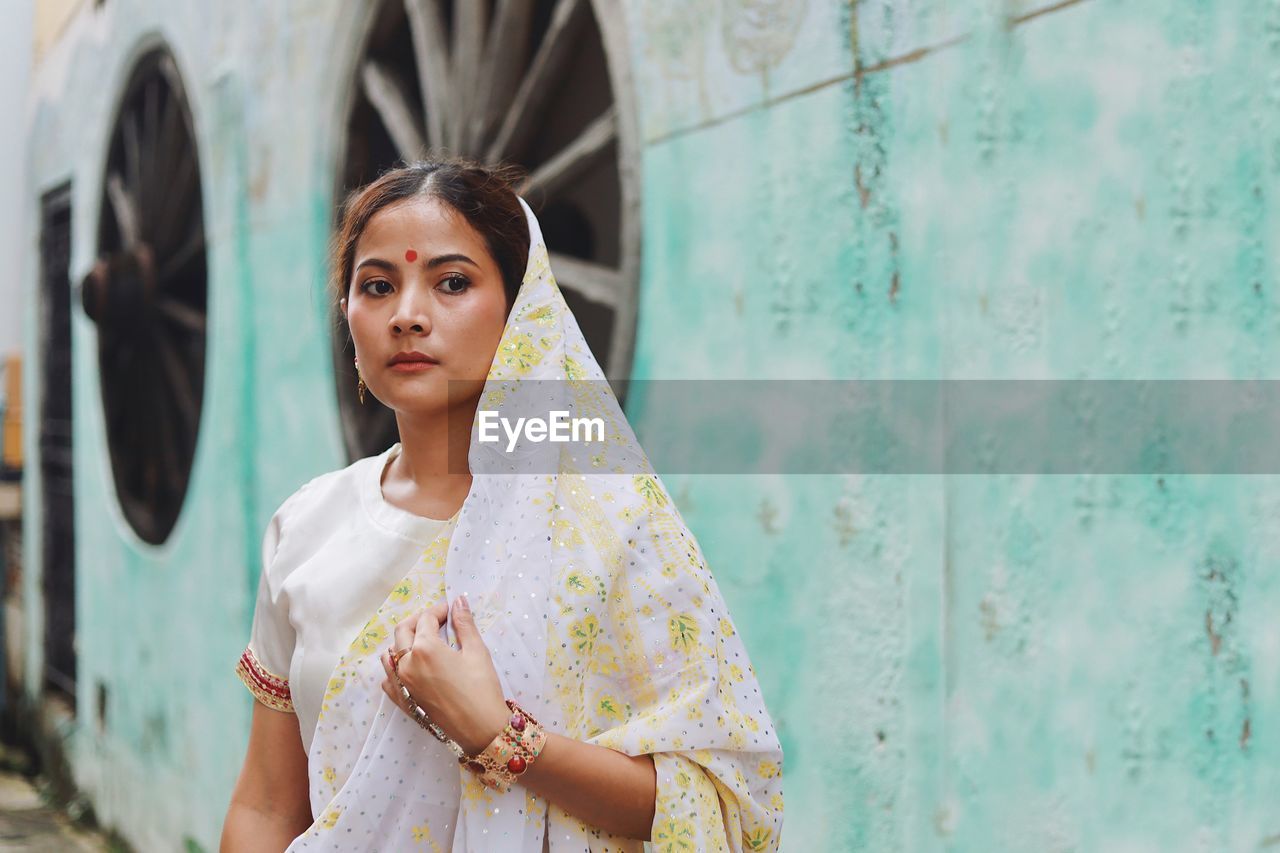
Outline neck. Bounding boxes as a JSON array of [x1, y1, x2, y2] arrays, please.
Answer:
[[391, 400, 477, 490]]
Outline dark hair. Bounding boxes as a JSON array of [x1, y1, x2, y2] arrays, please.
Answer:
[[331, 156, 530, 310]]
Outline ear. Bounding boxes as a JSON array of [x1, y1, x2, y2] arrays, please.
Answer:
[[340, 296, 348, 320]]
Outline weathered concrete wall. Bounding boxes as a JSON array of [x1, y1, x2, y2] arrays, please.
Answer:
[[23, 3, 360, 848], [19, 0, 1280, 849], [1, 1, 35, 363], [623, 0, 1280, 849]]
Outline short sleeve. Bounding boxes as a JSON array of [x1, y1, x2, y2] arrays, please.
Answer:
[[235, 499, 296, 713]]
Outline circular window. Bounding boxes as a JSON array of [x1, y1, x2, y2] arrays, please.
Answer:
[[334, 0, 641, 460], [82, 47, 207, 544]]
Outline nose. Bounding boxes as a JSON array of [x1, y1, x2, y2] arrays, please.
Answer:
[[389, 284, 432, 336]]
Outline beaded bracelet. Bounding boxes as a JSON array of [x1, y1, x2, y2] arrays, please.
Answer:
[[391, 653, 546, 791], [458, 698, 548, 794]]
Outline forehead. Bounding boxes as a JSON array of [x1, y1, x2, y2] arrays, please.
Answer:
[[355, 197, 488, 258]]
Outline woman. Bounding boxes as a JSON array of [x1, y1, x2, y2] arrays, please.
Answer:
[[221, 158, 784, 851]]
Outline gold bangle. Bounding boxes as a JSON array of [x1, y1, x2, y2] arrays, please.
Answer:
[[457, 699, 548, 793]]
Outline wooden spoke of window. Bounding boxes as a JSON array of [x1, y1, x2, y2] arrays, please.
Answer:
[[403, 0, 451, 150], [520, 107, 617, 201], [485, 0, 589, 164], [548, 251, 622, 308], [362, 59, 427, 160]]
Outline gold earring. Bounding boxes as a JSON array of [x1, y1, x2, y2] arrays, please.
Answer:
[[354, 358, 366, 404]]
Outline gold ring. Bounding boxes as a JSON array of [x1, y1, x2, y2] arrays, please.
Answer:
[[391, 647, 411, 667]]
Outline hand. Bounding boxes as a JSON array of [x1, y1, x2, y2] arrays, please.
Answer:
[[379, 594, 511, 755]]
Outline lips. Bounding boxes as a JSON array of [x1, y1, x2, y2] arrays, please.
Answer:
[[388, 351, 440, 366]]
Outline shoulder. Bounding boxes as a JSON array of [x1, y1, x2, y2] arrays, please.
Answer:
[[273, 449, 384, 525], [262, 449, 387, 572]]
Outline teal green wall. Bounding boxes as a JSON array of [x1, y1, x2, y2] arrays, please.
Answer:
[[626, 0, 1280, 849], [24, 4, 357, 848], [19, 0, 1280, 849]]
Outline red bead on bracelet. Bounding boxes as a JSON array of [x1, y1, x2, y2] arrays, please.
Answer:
[[458, 699, 546, 792]]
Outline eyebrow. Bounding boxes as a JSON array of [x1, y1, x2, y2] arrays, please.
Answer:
[[354, 253, 480, 273]]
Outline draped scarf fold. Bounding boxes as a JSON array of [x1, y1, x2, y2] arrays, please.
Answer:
[[286, 199, 784, 852]]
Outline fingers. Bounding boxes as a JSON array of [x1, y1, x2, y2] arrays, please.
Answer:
[[416, 599, 450, 640], [379, 649, 403, 710], [393, 613, 419, 657], [402, 600, 449, 656], [449, 594, 484, 653], [394, 598, 452, 651]]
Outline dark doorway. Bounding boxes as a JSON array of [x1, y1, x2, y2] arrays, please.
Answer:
[[39, 183, 75, 708]]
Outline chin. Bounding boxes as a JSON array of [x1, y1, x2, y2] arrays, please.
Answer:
[[385, 386, 483, 417], [383, 391, 451, 416]]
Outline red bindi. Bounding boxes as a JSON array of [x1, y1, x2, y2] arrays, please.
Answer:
[[404, 248, 418, 263]]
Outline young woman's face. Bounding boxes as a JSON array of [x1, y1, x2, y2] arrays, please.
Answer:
[[342, 197, 511, 417]]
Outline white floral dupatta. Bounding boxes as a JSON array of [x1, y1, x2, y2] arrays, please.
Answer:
[[287, 199, 784, 852]]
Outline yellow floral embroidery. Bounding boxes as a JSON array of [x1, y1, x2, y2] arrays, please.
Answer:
[[389, 579, 415, 603], [525, 304, 556, 326], [599, 695, 626, 721], [758, 759, 780, 779], [669, 614, 699, 652], [410, 823, 439, 847], [744, 826, 775, 851], [319, 808, 341, 830], [348, 619, 387, 654], [500, 333, 542, 373], [719, 617, 736, 637], [635, 474, 668, 507], [652, 817, 698, 852], [552, 518, 584, 548], [590, 644, 620, 676], [423, 536, 448, 568], [564, 355, 587, 381], [322, 766, 336, 784], [569, 614, 603, 656]]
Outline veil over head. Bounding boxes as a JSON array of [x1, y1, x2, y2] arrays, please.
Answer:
[[287, 197, 784, 851]]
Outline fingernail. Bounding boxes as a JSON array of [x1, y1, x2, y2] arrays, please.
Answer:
[[458, 593, 470, 611]]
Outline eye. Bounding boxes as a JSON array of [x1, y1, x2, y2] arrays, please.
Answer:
[[438, 274, 471, 295], [359, 279, 393, 296]]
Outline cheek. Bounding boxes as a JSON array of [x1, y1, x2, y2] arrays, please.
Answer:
[[345, 302, 374, 341], [454, 295, 508, 360]]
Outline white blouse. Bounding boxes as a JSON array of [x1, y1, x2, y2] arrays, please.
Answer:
[[236, 443, 451, 753]]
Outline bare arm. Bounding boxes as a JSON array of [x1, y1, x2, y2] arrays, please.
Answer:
[[220, 702, 313, 852], [516, 735, 656, 841]]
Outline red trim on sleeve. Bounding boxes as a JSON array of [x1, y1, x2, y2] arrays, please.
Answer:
[[236, 647, 295, 713]]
